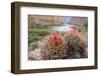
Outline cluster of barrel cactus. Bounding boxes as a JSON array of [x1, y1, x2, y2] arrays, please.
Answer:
[[38, 31, 87, 60]]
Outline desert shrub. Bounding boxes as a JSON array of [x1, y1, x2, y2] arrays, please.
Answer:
[[28, 42, 38, 51], [28, 23, 63, 50]]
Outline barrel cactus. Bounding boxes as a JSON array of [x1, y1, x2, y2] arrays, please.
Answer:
[[39, 31, 87, 60]]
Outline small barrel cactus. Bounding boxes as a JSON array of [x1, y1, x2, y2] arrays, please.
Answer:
[[63, 32, 87, 58], [40, 32, 68, 60]]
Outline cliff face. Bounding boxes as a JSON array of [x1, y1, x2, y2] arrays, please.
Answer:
[[68, 17, 88, 26], [28, 15, 65, 25], [28, 15, 88, 26]]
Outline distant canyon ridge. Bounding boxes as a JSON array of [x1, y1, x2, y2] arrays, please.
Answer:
[[28, 15, 88, 26]]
